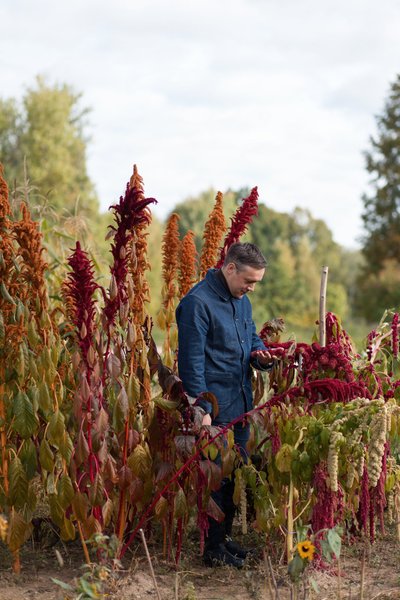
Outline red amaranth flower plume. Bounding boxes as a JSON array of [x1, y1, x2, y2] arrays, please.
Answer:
[[64, 242, 99, 361], [311, 462, 344, 533], [104, 183, 156, 326], [391, 313, 399, 359], [216, 187, 259, 268]]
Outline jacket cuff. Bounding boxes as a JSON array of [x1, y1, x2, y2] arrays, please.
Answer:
[[194, 397, 213, 415]]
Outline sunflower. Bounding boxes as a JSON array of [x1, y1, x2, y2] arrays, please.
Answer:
[[297, 540, 316, 561]]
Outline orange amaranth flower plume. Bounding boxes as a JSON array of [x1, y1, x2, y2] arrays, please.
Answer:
[[216, 186, 259, 268], [179, 230, 197, 299], [199, 191, 226, 279], [13, 203, 48, 310], [128, 165, 152, 324], [161, 213, 180, 309]]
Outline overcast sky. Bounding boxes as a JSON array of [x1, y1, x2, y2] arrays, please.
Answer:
[[1, 0, 400, 248]]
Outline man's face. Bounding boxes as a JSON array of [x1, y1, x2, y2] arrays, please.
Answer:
[[223, 263, 265, 299]]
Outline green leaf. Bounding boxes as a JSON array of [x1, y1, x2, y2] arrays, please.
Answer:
[[39, 438, 54, 472], [310, 577, 320, 593], [8, 456, 28, 509], [327, 528, 342, 558], [19, 439, 38, 479], [58, 431, 74, 462], [38, 381, 53, 414], [48, 493, 64, 527], [12, 391, 38, 439], [88, 473, 104, 507], [153, 395, 179, 412], [7, 510, 33, 552], [174, 487, 187, 518], [47, 410, 65, 445], [320, 539, 333, 563], [60, 517, 76, 541], [288, 553, 306, 582], [57, 474, 75, 509], [51, 578, 74, 592], [72, 492, 89, 522]]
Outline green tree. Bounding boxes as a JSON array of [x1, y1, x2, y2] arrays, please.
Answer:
[[0, 76, 99, 220], [362, 74, 400, 273], [358, 73, 400, 320]]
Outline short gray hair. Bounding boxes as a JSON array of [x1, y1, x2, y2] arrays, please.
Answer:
[[223, 242, 267, 270]]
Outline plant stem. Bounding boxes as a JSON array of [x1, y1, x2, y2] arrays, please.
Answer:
[[263, 550, 275, 600], [77, 520, 91, 565], [266, 553, 281, 600], [12, 548, 20, 574], [0, 362, 9, 496], [287, 476, 294, 562], [319, 266, 329, 346]]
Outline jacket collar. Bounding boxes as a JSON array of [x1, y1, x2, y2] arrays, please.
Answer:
[[205, 268, 231, 301]]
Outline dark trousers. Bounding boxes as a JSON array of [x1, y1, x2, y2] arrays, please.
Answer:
[[205, 421, 250, 550]]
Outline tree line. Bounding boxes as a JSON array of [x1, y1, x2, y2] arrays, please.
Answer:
[[1, 75, 399, 341]]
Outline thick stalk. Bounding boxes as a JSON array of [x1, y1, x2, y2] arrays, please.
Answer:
[[117, 419, 130, 541], [287, 475, 294, 561], [12, 549, 20, 574], [319, 266, 329, 346], [77, 520, 91, 565], [0, 361, 8, 496]]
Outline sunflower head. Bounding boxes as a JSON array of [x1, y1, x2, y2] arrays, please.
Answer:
[[297, 540, 316, 561]]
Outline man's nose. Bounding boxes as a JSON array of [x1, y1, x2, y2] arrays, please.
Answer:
[[246, 283, 255, 292]]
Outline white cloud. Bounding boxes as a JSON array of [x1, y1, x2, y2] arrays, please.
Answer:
[[1, 0, 400, 249]]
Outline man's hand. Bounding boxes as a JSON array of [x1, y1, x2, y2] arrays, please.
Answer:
[[251, 349, 274, 366], [202, 413, 212, 426]]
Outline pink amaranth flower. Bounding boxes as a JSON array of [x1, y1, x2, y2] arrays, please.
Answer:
[[391, 313, 399, 359]]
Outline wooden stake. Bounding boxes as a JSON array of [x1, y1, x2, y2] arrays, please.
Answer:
[[140, 528, 162, 600], [287, 476, 294, 562], [360, 548, 366, 600], [174, 571, 179, 600], [319, 266, 329, 346], [337, 556, 342, 600]]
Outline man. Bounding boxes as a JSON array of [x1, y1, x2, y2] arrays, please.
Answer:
[[176, 242, 272, 568]]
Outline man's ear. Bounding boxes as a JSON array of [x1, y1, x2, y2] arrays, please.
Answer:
[[224, 262, 236, 274]]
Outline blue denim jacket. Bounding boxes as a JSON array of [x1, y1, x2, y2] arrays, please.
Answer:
[[176, 268, 267, 424]]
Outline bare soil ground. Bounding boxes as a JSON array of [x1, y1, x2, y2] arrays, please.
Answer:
[[0, 526, 399, 600]]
